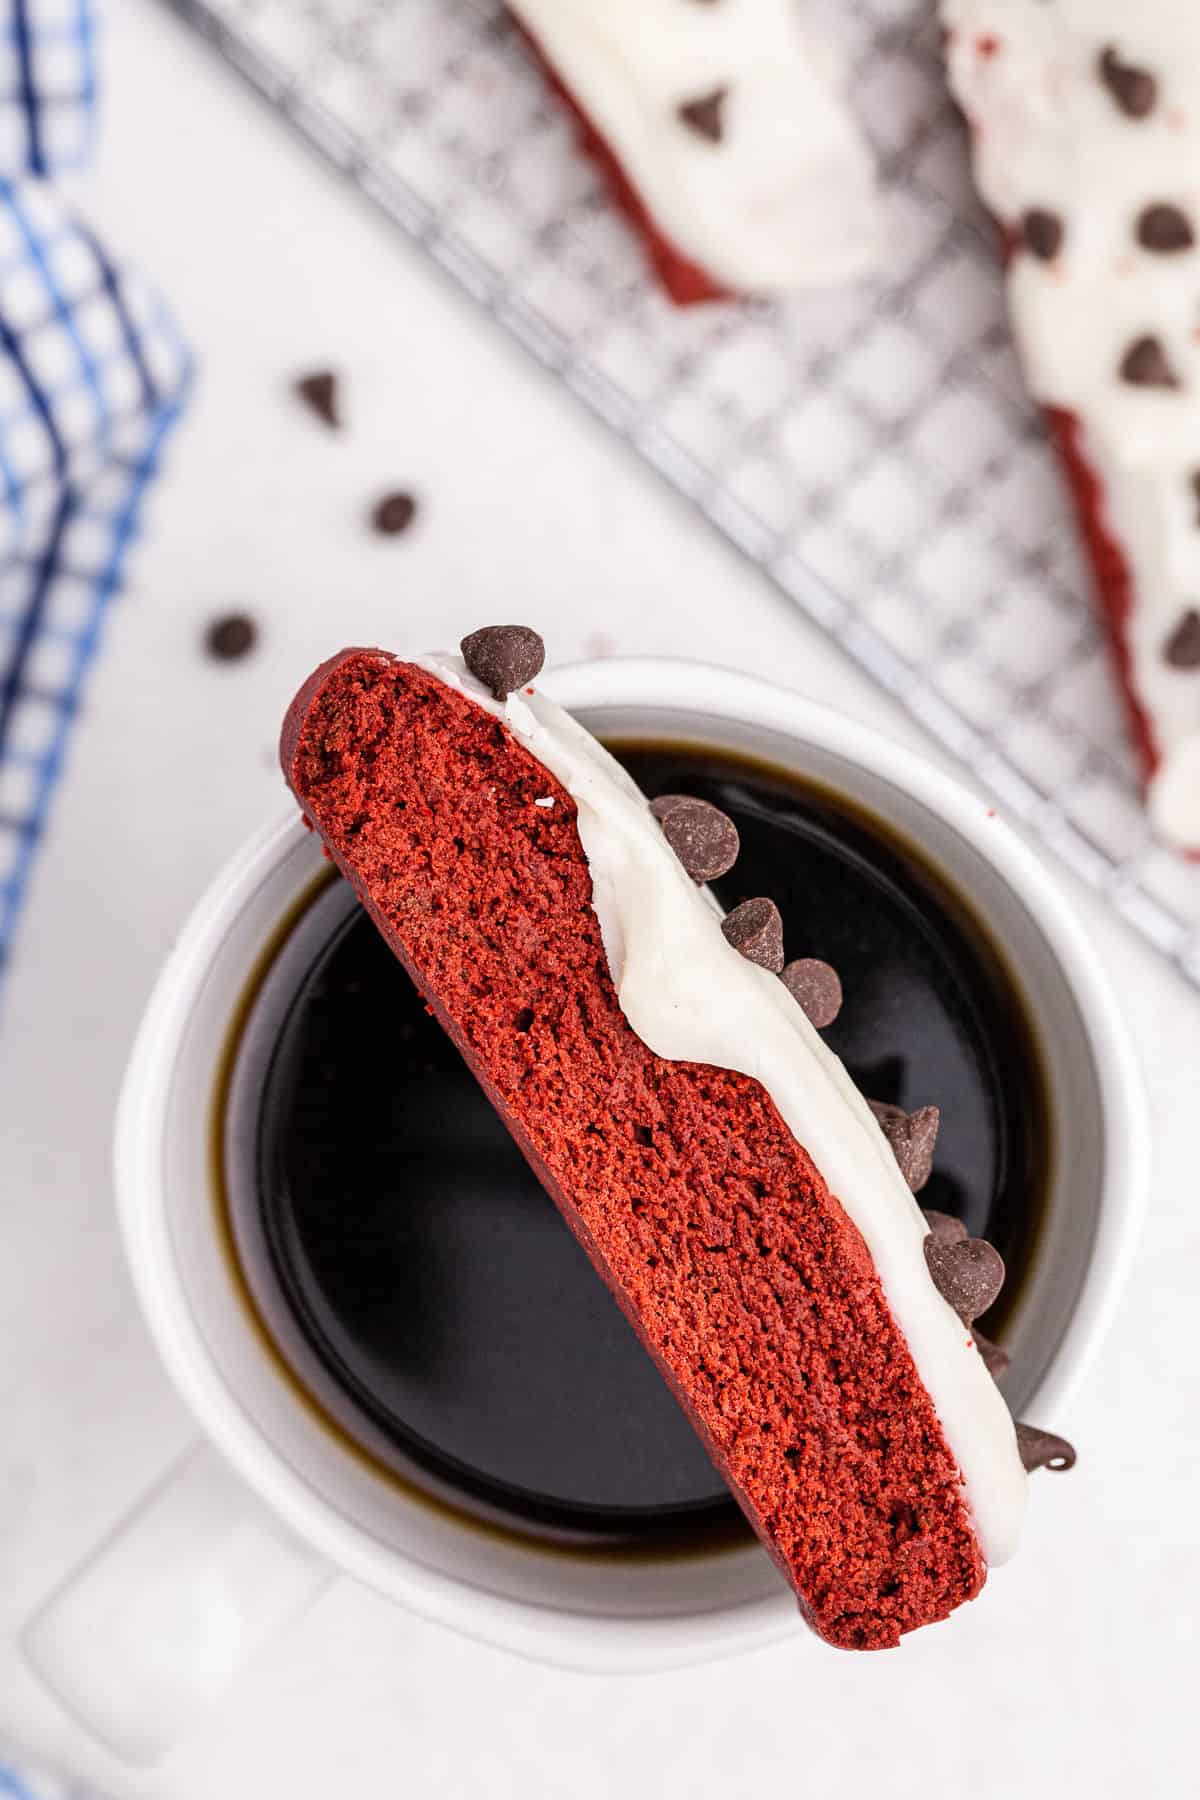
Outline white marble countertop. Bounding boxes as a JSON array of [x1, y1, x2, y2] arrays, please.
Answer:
[[0, 2, 1196, 1794]]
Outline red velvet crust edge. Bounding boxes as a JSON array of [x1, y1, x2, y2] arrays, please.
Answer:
[[514, 19, 730, 308], [1044, 407, 1161, 784], [280, 652, 988, 1648]]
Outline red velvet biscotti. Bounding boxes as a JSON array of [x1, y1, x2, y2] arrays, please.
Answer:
[[280, 643, 1035, 1648], [944, 7, 1200, 852], [504, 1, 879, 306]]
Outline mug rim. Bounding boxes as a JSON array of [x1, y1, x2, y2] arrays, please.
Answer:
[[114, 654, 1149, 1668]]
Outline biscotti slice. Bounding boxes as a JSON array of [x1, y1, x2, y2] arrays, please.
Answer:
[[280, 642, 1033, 1648], [506, 0, 879, 305], [944, 6, 1200, 852]]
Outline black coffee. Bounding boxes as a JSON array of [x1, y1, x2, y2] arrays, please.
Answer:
[[245, 742, 1047, 1550]]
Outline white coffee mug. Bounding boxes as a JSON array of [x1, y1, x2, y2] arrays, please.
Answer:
[[23, 659, 1148, 1762]]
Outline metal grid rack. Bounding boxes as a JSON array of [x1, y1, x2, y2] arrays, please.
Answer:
[[166, 0, 1200, 987]]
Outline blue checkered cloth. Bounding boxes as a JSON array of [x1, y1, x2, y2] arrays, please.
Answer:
[[0, 0, 190, 980], [0, 1737, 107, 1798]]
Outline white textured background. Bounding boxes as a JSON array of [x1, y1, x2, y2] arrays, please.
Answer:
[[0, 2, 1196, 1794]]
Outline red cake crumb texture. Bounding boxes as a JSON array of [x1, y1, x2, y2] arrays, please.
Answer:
[[281, 649, 992, 1649]]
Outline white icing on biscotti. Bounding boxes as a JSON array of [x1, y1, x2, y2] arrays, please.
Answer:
[[507, 0, 880, 294], [417, 650, 1028, 1569], [943, 2, 1200, 849]]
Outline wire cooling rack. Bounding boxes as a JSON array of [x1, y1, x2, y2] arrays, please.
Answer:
[[164, 0, 1200, 987]]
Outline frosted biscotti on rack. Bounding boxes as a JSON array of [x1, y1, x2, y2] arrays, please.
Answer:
[[506, 0, 879, 304], [945, 6, 1200, 852]]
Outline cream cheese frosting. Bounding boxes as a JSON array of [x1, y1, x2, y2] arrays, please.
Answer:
[[508, 0, 880, 294], [943, 2, 1200, 850], [419, 651, 1028, 1567]]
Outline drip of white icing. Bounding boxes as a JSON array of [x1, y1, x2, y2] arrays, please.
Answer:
[[417, 652, 1027, 1567], [943, 2, 1200, 849], [507, 0, 880, 294]]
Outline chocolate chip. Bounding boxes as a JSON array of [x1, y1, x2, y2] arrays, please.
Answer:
[[1163, 608, 1200, 669], [1192, 471, 1200, 527], [205, 613, 257, 661], [721, 897, 784, 972], [649, 795, 740, 882], [973, 1329, 1011, 1380], [921, 1207, 967, 1243], [1022, 209, 1063, 261], [1098, 46, 1158, 120], [460, 625, 545, 699], [870, 1101, 940, 1193], [371, 491, 418, 536], [1136, 203, 1195, 253], [294, 370, 340, 429], [1014, 1423, 1077, 1473], [924, 1234, 1005, 1325], [780, 959, 843, 1029], [1120, 335, 1180, 388], [677, 86, 728, 144]]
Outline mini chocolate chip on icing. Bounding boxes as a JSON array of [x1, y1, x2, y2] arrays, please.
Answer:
[[1164, 608, 1200, 669], [1120, 335, 1180, 389], [972, 1329, 1011, 1380], [921, 1207, 967, 1243], [460, 625, 545, 699], [923, 1234, 1005, 1325], [1192, 472, 1200, 527], [1014, 1423, 1077, 1473], [650, 794, 740, 882], [371, 491, 418, 536], [870, 1101, 940, 1193], [1098, 45, 1158, 120], [294, 370, 340, 429], [721, 897, 784, 972], [1136, 203, 1195, 253], [649, 794, 687, 822], [205, 613, 257, 661], [780, 959, 842, 1029], [1022, 209, 1063, 261], [677, 86, 728, 144]]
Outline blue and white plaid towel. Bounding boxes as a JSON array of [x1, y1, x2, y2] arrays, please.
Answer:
[[0, 0, 190, 979], [0, 1736, 108, 1798]]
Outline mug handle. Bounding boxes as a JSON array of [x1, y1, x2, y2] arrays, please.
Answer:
[[20, 1441, 332, 1764]]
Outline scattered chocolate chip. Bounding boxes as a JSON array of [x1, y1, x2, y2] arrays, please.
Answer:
[[1192, 471, 1200, 527], [1098, 46, 1158, 120], [293, 369, 340, 429], [1120, 334, 1180, 388], [370, 491, 418, 536], [721, 897, 784, 972], [1164, 608, 1200, 669], [924, 1234, 1005, 1325], [649, 794, 740, 882], [1014, 1423, 1077, 1473], [460, 624, 545, 699], [1136, 203, 1195, 253], [677, 86, 728, 144], [973, 1329, 1011, 1380], [205, 613, 257, 661], [780, 958, 843, 1029], [870, 1101, 940, 1193], [1022, 209, 1064, 261], [921, 1207, 967, 1243]]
